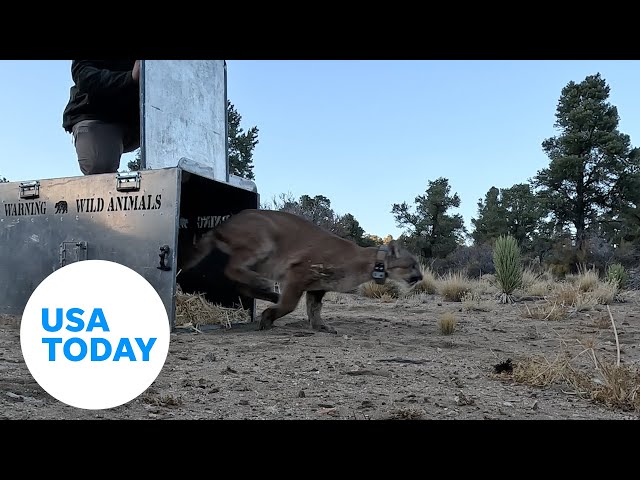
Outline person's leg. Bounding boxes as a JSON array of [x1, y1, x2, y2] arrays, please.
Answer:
[[123, 129, 140, 154], [72, 120, 124, 175], [122, 126, 142, 169]]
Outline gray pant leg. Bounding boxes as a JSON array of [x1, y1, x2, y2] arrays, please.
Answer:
[[72, 120, 124, 175]]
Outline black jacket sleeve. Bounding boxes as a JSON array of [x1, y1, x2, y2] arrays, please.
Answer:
[[71, 60, 137, 99]]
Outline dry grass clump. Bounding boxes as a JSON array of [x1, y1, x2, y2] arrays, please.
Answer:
[[511, 353, 573, 387], [522, 276, 620, 320], [551, 279, 619, 308], [474, 276, 499, 295], [511, 352, 640, 412], [401, 293, 430, 307], [617, 289, 639, 303], [552, 282, 580, 305], [552, 283, 598, 311], [587, 363, 640, 410], [358, 280, 406, 299], [573, 293, 601, 312], [526, 280, 555, 297], [538, 268, 555, 283], [437, 271, 473, 302], [521, 267, 556, 296], [522, 301, 569, 321], [378, 293, 397, 303], [480, 273, 496, 284], [438, 312, 457, 335], [565, 267, 600, 292], [590, 280, 619, 305], [521, 267, 542, 291], [502, 307, 640, 412], [175, 286, 250, 330], [461, 291, 494, 312], [409, 263, 438, 295]]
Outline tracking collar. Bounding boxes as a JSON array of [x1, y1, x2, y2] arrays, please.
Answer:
[[372, 246, 389, 284]]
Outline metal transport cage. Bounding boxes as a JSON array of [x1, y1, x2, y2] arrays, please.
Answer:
[[0, 60, 259, 329]]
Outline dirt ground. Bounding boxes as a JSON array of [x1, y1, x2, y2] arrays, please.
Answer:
[[1, 289, 639, 420]]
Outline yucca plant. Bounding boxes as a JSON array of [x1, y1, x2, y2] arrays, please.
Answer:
[[493, 235, 522, 304], [606, 263, 628, 290]]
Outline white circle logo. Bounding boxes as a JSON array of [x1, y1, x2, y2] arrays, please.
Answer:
[[20, 260, 170, 410]]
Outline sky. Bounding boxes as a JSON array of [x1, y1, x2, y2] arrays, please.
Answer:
[[2, 60, 640, 240]]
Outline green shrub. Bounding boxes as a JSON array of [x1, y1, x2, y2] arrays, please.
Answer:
[[606, 263, 628, 289]]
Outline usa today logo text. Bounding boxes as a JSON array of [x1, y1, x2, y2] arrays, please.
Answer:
[[41, 308, 156, 362], [20, 260, 170, 410]]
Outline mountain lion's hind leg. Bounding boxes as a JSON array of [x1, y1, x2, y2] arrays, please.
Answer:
[[306, 290, 336, 334]]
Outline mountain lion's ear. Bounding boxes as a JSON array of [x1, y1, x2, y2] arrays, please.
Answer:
[[388, 240, 400, 259]]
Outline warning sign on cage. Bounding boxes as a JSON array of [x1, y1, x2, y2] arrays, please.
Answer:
[[74, 194, 163, 213]]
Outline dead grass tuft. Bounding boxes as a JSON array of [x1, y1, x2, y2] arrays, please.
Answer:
[[539, 268, 556, 283], [400, 293, 430, 307], [522, 301, 569, 321], [474, 276, 499, 295], [501, 307, 640, 412], [550, 279, 619, 310], [590, 280, 619, 305], [378, 293, 396, 303], [525, 280, 555, 297], [480, 273, 496, 284], [410, 263, 438, 295], [359, 280, 406, 299], [437, 271, 473, 302], [521, 267, 542, 291], [587, 363, 640, 411], [438, 312, 457, 335], [511, 353, 640, 412], [552, 282, 580, 306], [511, 352, 574, 387], [566, 267, 600, 292], [461, 292, 494, 312]]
